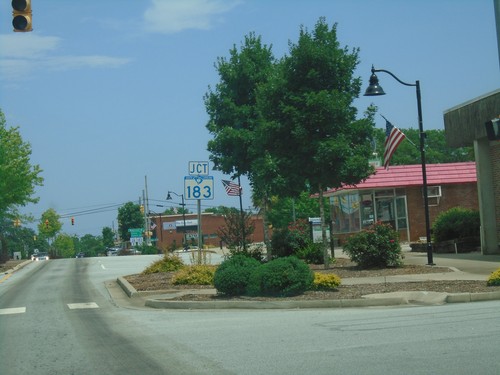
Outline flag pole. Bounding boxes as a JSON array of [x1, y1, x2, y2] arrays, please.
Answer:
[[237, 175, 246, 252]]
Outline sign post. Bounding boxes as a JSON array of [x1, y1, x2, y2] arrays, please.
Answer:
[[185, 161, 214, 262]]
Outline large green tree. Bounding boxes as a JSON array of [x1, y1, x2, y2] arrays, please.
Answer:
[[53, 233, 74, 258], [102, 227, 115, 249], [79, 234, 104, 257], [205, 32, 276, 252], [0, 109, 43, 261], [38, 208, 62, 240], [205, 32, 275, 177], [117, 202, 143, 242], [0, 109, 43, 213], [258, 19, 375, 266]]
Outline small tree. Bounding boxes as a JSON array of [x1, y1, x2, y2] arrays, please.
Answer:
[[117, 202, 143, 242], [102, 227, 115, 249], [217, 207, 256, 256]]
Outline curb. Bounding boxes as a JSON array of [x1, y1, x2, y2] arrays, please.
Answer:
[[116, 277, 500, 310], [3, 260, 32, 275], [144, 296, 406, 310], [116, 276, 139, 298]]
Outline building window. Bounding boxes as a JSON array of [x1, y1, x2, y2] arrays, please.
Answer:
[[331, 192, 361, 233], [331, 189, 409, 236]]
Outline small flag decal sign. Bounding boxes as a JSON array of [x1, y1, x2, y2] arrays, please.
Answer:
[[222, 180, 241, 196]]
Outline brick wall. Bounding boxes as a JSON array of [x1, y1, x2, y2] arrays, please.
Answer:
[[405, 183, 479, 241], [491, 142, 500, 240], [152, 213, 266, 250]]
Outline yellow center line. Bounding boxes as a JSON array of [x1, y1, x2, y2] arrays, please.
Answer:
[[0, 273, 12, 283]]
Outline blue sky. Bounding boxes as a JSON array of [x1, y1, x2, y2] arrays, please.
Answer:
[[1, 0, 498, 236]]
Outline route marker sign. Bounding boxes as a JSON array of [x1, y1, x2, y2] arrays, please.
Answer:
[[184, 175, 214, 200], [188, 161, 210, 176]]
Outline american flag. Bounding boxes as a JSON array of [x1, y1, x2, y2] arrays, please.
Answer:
[[222, 180, 242, 196], [383, 119, 406, 169]]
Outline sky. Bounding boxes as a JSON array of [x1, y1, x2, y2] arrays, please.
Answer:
[[1, 0, 498, 237]]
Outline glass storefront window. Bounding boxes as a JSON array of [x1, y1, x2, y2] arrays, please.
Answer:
[[360, 193, 374, 228], [331, 193, 361, 233]]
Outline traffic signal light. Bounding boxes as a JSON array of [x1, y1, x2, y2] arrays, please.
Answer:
[[71, 217, 75, 225], [12, 0, 32, 32], [140, 205, 145, 214], [45, 219, 49, 229]]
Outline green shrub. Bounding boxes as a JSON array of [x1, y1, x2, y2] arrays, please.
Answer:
[[432, 207, 480, 242], [247, 256, 314, 297], [487, 268, 500, 286], [142, 253, 185, 274], [312, 272, 342, 290], [213, 254, 261, 296], [295, 242, 324, 264], [172, 265, 216, 285], [343, 222, 403, 268]]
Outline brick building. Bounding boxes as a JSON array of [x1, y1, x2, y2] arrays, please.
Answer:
[[444, 89, 500, 254], [323, 162, 478, 244], [149, 212, 266, 250]]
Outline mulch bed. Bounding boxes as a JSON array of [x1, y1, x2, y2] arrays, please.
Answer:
[[124, 258, 500, 300]]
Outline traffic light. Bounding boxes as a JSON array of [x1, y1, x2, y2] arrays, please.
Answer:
[[140, 205, 145, 214], [71, 217, 75, 225], [12, 0, 32, 32], [45, 219, 49, 229]]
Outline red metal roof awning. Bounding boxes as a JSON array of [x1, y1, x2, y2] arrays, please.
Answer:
[[325, 162, 477, 194]]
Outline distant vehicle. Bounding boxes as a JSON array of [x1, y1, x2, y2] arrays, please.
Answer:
[[34, 252, 49, 261], [107, 248, 120, 256], [75, 252, 85, 258]]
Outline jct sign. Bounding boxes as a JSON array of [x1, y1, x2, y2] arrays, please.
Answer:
[[188, 161, 210, 176]]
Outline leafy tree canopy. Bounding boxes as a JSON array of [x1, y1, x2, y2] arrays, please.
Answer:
[[117, 202, 143, 241], [102, 227, 115, 249], [0, 109, 43, 214], [38, 208, 62, 239]]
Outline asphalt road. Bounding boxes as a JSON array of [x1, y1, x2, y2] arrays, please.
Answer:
[[1, 256, 499, 375]]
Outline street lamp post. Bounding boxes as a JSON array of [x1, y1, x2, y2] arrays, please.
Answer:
[[364, 65, 434, 265], [166, 191, 188, 250]]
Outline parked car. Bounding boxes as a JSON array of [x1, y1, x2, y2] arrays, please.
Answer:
[[34, 252, 49, 261], [75, 252, 85, 258]]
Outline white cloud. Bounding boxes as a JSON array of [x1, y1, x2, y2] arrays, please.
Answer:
[[0, 34, 131, 82], [44, 55, 131, 71], [0, 34, 61, 59], [143, 0, 241, 34]]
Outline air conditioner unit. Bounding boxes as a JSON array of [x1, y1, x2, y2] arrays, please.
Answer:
[[427, 186, 442, 198]]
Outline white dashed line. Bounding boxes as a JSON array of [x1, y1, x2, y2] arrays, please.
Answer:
[[67, 302, 99, 310], [0, 307, 26, 315], [100, 264, 106, 270]]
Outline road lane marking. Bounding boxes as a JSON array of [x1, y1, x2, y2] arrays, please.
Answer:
[[0, 307, 26, 315], [0, 273, 12, 283], [100, 264, 106, 270], [67, 302, 99, 310]]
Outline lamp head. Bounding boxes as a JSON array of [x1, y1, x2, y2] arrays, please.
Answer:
[[364, 69, 386, 96], [166, 192, 172, 200]]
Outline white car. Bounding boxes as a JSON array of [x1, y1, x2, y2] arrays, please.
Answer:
[[33, 252, 49, 261]]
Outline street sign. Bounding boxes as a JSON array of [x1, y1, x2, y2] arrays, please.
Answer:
[[128, 228, 143, 238], [188, 161, 210, 176], [184, 175, 214, 200]]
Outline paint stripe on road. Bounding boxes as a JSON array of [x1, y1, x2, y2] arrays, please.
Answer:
[[0, 273, 12, 283], [67, 302, 99, 310], [0, 307, 26, 315]]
